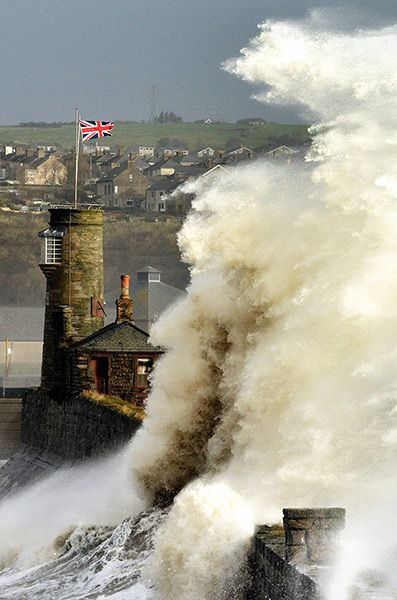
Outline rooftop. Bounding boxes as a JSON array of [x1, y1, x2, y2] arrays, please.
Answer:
[[69, 320, 163, 353]]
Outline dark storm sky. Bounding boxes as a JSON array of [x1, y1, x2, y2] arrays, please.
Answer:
[[1, 0, 396, 124]]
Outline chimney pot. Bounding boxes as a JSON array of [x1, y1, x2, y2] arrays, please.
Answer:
[[116, 274, 133, 323], [120, 274, 130, 298]]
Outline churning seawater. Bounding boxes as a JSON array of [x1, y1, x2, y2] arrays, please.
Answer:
[[2, 13, 397, 600], [0, 508, 165, 600]]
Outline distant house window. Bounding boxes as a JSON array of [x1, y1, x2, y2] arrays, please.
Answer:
[[158, 202, 165, 211], [114, 185, 118, 194], [148, 272, 160, 282], [38, 228, 64, 264], [136, 357, 153, 388]]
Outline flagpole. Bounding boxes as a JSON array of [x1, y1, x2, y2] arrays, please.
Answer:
[[74, 108, 80, 208]]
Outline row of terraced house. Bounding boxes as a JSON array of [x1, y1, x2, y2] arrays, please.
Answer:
[[0, 142, 305, 215]]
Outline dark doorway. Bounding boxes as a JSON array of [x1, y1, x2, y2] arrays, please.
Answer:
[[90, 357, 109, 394]]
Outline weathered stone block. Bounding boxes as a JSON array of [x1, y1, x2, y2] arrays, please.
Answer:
[[283, 508, 345, 566]]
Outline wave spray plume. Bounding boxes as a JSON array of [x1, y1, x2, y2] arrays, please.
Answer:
[[128, 19, 397, 599]]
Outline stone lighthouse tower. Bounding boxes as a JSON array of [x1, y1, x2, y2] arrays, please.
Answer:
[[38, 206, 105, 395]]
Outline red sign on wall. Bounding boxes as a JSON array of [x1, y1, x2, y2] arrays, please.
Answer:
[[91, 297, 106, 317]]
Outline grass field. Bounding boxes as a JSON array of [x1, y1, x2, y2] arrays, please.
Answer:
[[0, 121, 310, 152]]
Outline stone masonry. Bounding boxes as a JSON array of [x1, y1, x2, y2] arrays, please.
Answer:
[[283, 508, 345, 565], [0, 388, 141, 498], [40, 207, 104, 394], [21, 388, 139, 461], [250, 508, 345, 600]]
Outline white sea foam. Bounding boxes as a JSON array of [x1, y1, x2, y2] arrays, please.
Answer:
[[128, 18, 397, 600], [0, 447, 147, 568]]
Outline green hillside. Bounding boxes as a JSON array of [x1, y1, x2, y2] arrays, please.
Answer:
[[0, 121, 310, 152]]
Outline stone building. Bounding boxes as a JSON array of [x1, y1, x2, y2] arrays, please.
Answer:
[[0, 206, 167, 489], [66, 275, 163, 406], [36, 206, 164, 407], [96, 158, 149, 209], [38, 206, 105, 397]]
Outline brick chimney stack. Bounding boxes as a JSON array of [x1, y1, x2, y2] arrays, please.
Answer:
[[116, 274, 133, 323]]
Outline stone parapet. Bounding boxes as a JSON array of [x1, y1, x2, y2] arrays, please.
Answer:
[[250, 508, 346, 600], [251, 528, 319, 600], [283, 508, 345, 564]]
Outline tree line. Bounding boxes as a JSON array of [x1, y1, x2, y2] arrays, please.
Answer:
[[19, 121, 72, 128], [154, 111, 183, 124]]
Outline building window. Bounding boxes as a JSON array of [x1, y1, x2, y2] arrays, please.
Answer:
[[38, 228, 64, 264], [148, 272, 160, 282], [136, 358, 153, 388], [43, 237, 62, 263], [158, 202, 165, 211], [114, 185, 118, 194]]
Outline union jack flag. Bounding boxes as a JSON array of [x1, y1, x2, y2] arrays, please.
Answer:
[[79, 120, 115, 142]]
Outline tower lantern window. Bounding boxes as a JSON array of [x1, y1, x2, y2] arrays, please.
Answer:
[[38, 228, 65, 264]]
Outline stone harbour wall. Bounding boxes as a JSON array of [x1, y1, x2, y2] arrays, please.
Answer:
[[21, 388, 140, 461], [250, 527, 320, 600], [0, 388, 140, 498]]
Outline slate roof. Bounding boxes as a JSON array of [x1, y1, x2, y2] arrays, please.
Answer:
[[136, 280, 185, 324], [146, 158, 179, 174], [134, 158, 150, 171], [69, 320, 163, 353], [174, 165, 207, 178], [147, 177, 179, 192], [25, 156, 48, 169], [137, 265, 161, 274], [179, 154, 200, 166], [97, 163, 128, 183]]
